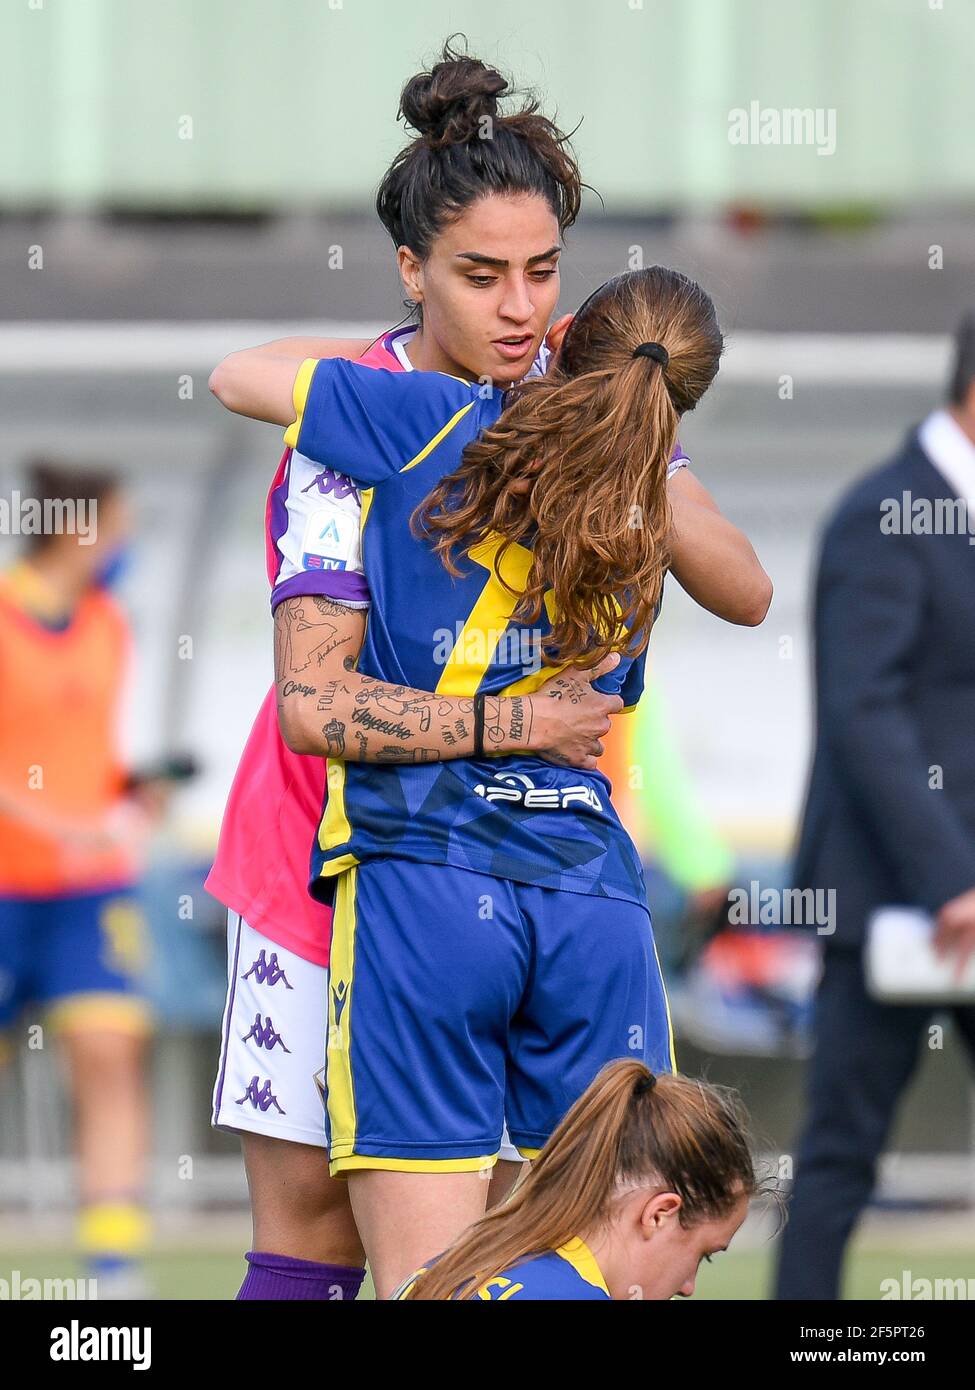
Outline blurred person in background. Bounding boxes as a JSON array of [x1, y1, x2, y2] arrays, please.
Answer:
[[0, 460, 162, 1297], [775, 315, 975, 1300]]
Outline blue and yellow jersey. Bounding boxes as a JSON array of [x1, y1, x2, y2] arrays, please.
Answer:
[[393, 1236, 612, 1301], [287, 357, 655, 907]]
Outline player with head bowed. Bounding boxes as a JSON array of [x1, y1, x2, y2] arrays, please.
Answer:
[[395, 1059, 763, 1300]]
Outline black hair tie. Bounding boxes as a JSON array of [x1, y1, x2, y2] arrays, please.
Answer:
[[633, 342, 669, 369], [633, 1073, 657, 1097]]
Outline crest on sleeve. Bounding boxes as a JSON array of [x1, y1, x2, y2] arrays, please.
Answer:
[[301, 507, 359, 572]]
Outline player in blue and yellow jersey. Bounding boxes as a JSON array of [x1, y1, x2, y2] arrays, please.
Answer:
[[395, 1059, 760, 1300], [210, 44, 770, 1301], [219, 265, 771, 1296]]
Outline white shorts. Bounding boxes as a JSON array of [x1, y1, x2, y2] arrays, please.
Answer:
[[212, 912, 525, 1162], [212, 912, 331, 1147]]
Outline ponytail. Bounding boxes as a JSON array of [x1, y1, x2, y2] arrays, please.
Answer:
[[405, 1059, 756, 1301], [414, 267, 723, 669]]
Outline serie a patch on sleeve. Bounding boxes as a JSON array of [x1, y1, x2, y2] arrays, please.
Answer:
[[301, 505, 359, 572]]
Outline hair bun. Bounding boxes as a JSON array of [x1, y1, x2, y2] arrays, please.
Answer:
[[399, 43, 508, 147]]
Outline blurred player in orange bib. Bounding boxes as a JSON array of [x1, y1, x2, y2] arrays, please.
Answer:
[[0, 460, 163, 1297]]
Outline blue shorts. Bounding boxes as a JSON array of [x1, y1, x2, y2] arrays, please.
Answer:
[[324, 859, 675, 1175], [0, 886, 152, 1037]]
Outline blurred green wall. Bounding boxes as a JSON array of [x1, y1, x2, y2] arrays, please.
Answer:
[[3, 0, 973, 210]]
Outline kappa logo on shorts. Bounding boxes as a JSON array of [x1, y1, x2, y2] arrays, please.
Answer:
[[242, 950, 294, 989], [241, 1013, 291, 1052], [300, 468, 361, 503], [331, 978, 349, 1028], [472, 770, 603, 812], [236, 1076, 286, 1114]]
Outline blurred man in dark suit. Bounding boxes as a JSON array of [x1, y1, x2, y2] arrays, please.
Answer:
[[775, 316, 975, 1300]]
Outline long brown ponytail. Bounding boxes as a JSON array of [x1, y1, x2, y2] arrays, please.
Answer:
[[413, 267, 724, 668], [403, 1059, 757, 1301]]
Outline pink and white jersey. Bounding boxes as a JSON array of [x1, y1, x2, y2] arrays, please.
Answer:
[[204, 327, 414, 965], [204, 326, 606, 965]]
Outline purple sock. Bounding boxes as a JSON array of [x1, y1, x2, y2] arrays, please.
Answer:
[[236, 1250, 366, 1301]]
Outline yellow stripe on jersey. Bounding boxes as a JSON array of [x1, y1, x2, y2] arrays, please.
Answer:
[[434, 533, 632, 701], [399, 400, 476, 473], [283, 357, 319, 449], [315, 488, 371, 878], [325, 865, 360, 1158], [554, 1236, 611, 1295], [436, 534, 559, 698], [318, 759, 356, 861]]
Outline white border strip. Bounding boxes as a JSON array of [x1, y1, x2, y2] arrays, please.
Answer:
[[0, 323, 954, 383]]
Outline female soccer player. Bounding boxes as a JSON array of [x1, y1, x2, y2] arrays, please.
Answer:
[[209, 43, 769, 1300], [217, 263, 771, 1297], [207, 42, 602, 1302], [396, 1059, 759, 1300]]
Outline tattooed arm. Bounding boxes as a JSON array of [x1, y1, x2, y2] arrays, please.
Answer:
[[274, 595, 622, 771]]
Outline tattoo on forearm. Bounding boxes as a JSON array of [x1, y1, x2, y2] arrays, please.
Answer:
[[508, 696, 529, 746], [350, 707, 414, 739], [317, 681, 352, 712], [376, 745, 439, 764], [276, 606, 535, 764], [354, 683, 434, 729], [322, 718, 346, 757], [440, 717, 470, 748], [484, 697, 506, 749]]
